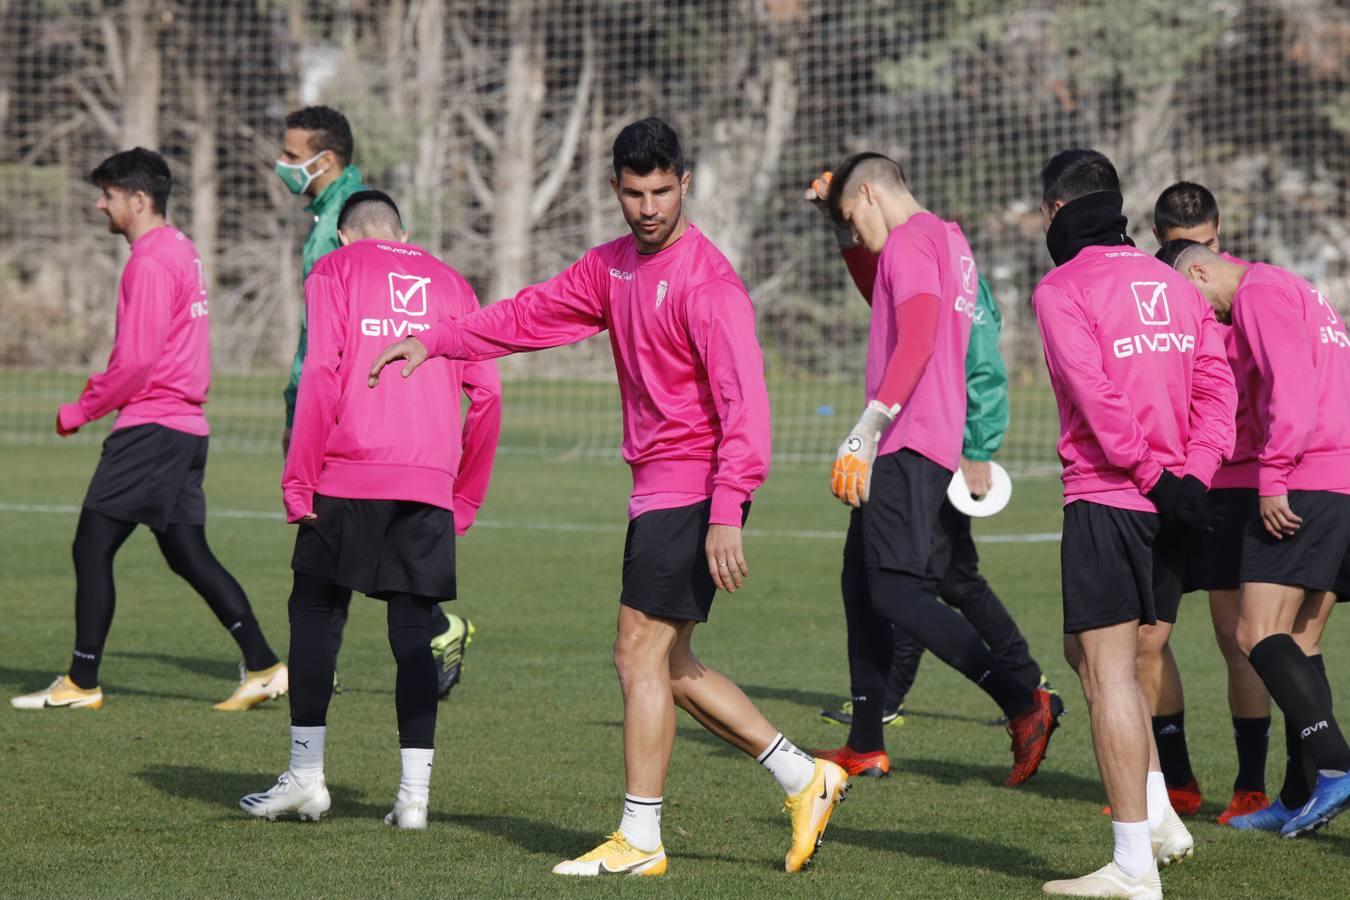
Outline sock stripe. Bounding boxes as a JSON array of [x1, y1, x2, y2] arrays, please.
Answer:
[[623, 796, 663, 806], [755, 734, 785, 764]]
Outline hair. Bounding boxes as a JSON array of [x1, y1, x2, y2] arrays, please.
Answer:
[[825, 152, 907, 225], [337, 190, 403, 234], [1153, 181, 1219, 236], [612, 117, 684, 178], [1040, 149, 1120, 205], [284, 105, 354, 166], [90, 147, 173, 215], [1156, 238, 1211, 270]]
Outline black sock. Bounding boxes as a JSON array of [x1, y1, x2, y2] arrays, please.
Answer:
[[868, 568, 1033, 720], [227, 612, 281, 672], [884, 625, 923, 712], [847, 694, 885, 753], [287, 573, 342, 727], [1279, 708, 1314, 809], [1250, 636, 1350, 773], [1232, 716, 1271, 793], [430, 603, 451, 637], [1153, 712, 1196, 788]]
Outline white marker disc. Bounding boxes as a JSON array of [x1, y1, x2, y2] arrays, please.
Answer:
[[947, 461, 1012, 518]]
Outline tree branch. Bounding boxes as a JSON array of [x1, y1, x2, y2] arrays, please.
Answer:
[[461, 152, 495, 208], [530, 27, 595, 220]]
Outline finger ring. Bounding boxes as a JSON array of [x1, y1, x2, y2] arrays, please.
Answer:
[[718, 562, 728, 568]]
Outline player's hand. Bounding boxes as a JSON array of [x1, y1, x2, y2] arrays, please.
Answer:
[[831, 401, 896, 507], [706, 524, 749, 593], [55, 412, 77, 437], [282, 426, 292, 456], [960, 457, 992, 499], [368, 336, 430, 387], [1260, 494, 1302, 539]]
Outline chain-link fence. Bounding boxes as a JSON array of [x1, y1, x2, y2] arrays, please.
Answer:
[[3, 1, 1348, 470]]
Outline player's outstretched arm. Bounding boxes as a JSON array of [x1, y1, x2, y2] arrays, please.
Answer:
[[369, 252, 610, 388], [804, 169, 875, 304]]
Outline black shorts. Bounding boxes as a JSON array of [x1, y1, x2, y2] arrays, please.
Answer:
[[291, 494, 456, 600], [1335, 552, 1350, 601], [82, 424, 208, 531], [857, 449, 953, 582], [620, 500, 750, 623], [1240, 490, 1350, 593], [1061, 501, 1185, 634], [1185, 488, 1258, 593]]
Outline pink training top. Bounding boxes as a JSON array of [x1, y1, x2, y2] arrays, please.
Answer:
[[1211, 252, 1259, 490], [1229, 263, 1350, 496], [283, 239, 502, 530], [1032, 245, 1236, 511], [867, 213, 977, 470], [417, 224, 771, 527], [58, 226, 211, 437]]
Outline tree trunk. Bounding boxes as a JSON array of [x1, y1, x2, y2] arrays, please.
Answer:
[[490, 0, 542, 301], [413, 0, 445, 254], [120, 0, 161, 149], [189, 76, 218, 298]]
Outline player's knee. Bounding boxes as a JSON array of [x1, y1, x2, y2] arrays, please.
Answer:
[[1136, 623, 1170, 659], [1214, 624, 1246, 664], [1234, 621, 1268, 657]]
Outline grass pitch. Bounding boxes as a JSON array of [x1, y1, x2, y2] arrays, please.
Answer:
[[2, 443, 1347, 898]]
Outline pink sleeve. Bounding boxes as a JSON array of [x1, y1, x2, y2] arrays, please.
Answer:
[[686, 281, 772, 526], [841, 244, 878, 305], [282, 272, 347, 522], [1180, 301, 1237, 486], [453, 288, 503, 535], [1234, 282, 1316, 495], [1034, 283, 1164, 492], [874, 293, 940, 411], [59, 257, 173, 431], [419, 252, 606, 361]]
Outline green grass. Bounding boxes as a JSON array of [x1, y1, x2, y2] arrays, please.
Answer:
[[2, 445, 1347, 898]]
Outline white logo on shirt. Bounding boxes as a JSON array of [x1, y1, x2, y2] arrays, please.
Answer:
[[1312, 290, 1350, 349], [389, 273, 430, 317], [609, 268, 634, 281], [1113, 332, 1195, 358], [190, 300, 209, 319], [960, 256, 977, 294], [1131, 282, 1170, 325], [655, 280, 669, 309]]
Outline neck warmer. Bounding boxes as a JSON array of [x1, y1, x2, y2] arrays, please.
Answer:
[[1046, 190, 1133, 266]]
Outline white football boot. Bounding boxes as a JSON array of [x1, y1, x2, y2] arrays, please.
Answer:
[[239, 770, 331, 821]]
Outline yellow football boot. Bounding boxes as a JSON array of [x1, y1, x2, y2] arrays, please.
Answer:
[[11, 675, 104, 710], [784, 758, 850, 872], [551, 832, 667, 877], [214, 662, 288, 711]]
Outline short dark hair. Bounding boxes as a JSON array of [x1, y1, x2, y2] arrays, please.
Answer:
[[284, 106, 354, 167], [337, 190, 402, 233], [1041, 149, 1120, 205], [826, 152, 907, 225], [90, 147, 172, 215], [612, 117, 684, 178], [1154, 182, 1219, 235], [1156, 238, 1207, 269]]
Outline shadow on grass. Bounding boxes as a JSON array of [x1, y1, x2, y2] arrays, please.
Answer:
[[742, 682, 999, 727], [442, 812, 752, 864], [110, 650, 240, 682], [899, 756, 1104, 805], [138, 764, 387, 818], [0, 666, 68, 693], [826, 824, 1053, 880], [0, 663, 225, 703]]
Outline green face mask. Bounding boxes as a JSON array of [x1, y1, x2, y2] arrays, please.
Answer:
[[275, 151, 327, 195]]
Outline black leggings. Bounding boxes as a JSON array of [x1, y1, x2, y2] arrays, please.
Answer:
[[288, 572, 439, 749], [69, 508, 278, 688]]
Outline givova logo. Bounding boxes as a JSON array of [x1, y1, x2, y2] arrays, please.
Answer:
[[1131, 281, 1170, 325], [1314, 289, 1350, 349], [960, 256, 977, 294], [362, 272, 433, 337]]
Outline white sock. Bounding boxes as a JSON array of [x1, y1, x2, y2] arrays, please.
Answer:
[[289, 726, 326, 780], [756, 733, 817, 796], [1146, 770, 1170, 830], [1111, 819, 1154, 878], [619, 794, 662, 851], [397, 748, 434, 806]]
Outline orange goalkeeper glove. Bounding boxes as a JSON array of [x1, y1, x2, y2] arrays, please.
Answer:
[[830, 400, 897, 507]]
